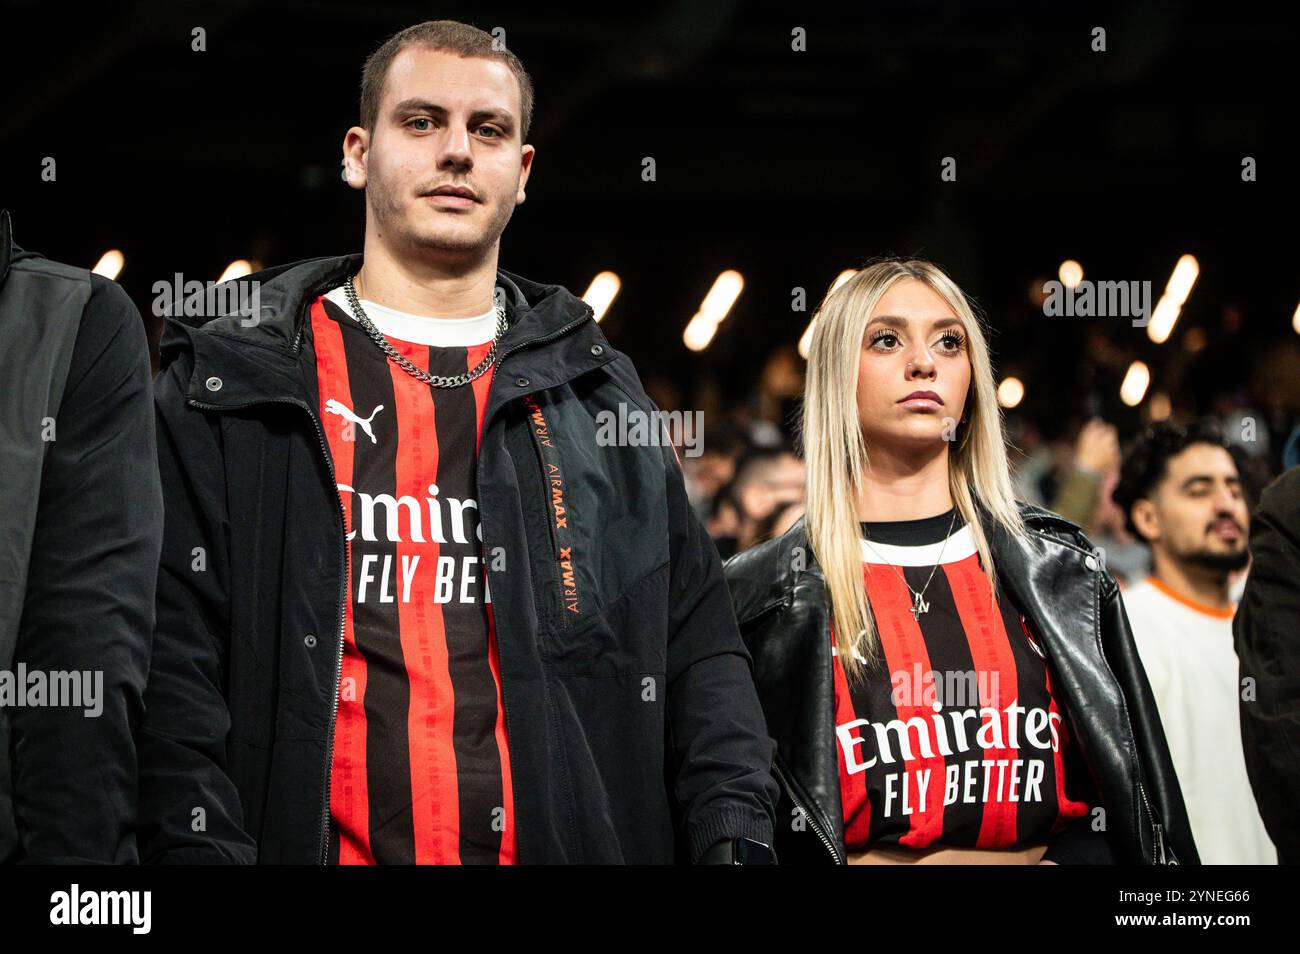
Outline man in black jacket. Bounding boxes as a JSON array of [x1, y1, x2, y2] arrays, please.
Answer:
[[0, 208, 162, 862], [138, 19, 778, 864]]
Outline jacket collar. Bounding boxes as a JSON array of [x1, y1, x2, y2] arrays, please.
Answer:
[[983, 505, 1103, 665], [163, 252, 605, 411]]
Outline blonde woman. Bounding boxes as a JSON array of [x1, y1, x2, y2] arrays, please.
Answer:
[[724, 258, 1197, 865]]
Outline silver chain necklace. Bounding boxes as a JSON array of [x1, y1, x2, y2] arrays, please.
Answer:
[[860, 509, 960, 621], [342, 275, 507, 389]]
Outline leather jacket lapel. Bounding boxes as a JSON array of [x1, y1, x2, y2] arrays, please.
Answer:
[[987, 516, 1146, 857]]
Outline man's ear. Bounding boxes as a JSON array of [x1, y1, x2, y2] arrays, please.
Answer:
[[517, 144, 536, 204], [342, 126, 369, 190], [1131, 498, 1160, 543]]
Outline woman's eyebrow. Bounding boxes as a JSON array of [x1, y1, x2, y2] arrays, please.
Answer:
[[865, 315, 961, 330], [865, 315, 908, 330]]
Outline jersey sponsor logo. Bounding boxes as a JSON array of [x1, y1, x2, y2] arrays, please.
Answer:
[[336, 482, 489, 605], [338, 482, 482, 544], [837, 701, 1063, 818], [837, 699, 1063, 771]]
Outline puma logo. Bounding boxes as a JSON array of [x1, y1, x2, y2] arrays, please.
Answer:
[[325, 398, 384, 444]]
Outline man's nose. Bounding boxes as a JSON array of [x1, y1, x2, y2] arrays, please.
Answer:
[[437, 124, 474, 169], [1214, 490, 1243, 518]]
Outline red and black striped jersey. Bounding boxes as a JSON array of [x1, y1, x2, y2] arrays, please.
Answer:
[[306, 287, 515, 865], [834, 509, 1091, 852]]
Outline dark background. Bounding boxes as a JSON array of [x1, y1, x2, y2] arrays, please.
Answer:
[[3, 0, 1297, 444]]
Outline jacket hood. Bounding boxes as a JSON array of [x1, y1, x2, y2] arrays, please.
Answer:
[[161, 251, 614, 421], [158, 251, 593, 367]]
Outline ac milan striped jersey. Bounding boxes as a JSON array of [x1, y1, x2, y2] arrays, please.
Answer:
[[834, 509, 1091, 852], [305, 286, 515, 865]]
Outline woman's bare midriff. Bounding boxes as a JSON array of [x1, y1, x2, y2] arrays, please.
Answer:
[[848, 843, 1049, 865]]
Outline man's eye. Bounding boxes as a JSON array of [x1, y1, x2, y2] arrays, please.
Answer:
[[477, 125, 500, 138], [409, 118, 433, 131]]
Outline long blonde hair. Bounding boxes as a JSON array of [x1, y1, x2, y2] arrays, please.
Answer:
[[800, 258, 1025, 684]]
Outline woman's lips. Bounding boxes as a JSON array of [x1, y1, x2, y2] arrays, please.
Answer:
[[898, 391, 944, 410]]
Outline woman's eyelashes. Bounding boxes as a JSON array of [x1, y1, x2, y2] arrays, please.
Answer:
[[867, 329, 901, 350], [866, 329, 966, 354], [935, 331, 966, 353]]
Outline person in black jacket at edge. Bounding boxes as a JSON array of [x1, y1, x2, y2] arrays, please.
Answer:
[[1233, 465, 1300, 864], [0, 208, 163, 862], [724, 258, 1198, 865], [137, 19, 778, 865]]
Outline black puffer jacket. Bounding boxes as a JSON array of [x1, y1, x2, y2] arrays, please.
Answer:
[[723, 506, 1199, 864]]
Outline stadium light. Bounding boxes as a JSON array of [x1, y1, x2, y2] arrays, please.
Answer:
[[92, 250, 124, 280], [1148, 254, 1199, 344], [997, 376, 1025, 408], [218, 260, 253, 282], [1120, 360, 1151, 406], [683, 270, 744, 352], [582, 271, 621, 323], [1058, 260, 1084, 289]]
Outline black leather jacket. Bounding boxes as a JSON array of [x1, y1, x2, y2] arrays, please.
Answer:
[[723, 505, 1200, 865]]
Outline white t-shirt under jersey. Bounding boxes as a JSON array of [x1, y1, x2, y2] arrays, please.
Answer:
[[323, 285, 497, 346], [1122, 577, 1277, 864]]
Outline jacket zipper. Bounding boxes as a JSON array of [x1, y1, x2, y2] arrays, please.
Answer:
[[1137, 778, 1170, 864], [190, 394, 347, 865], [775, 758, 843, 864]]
